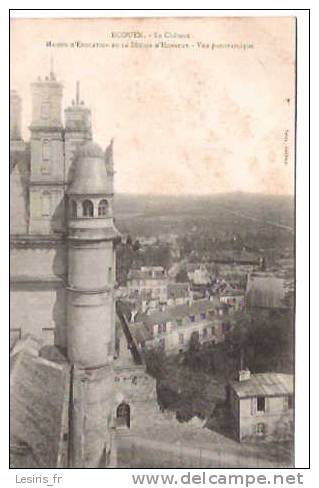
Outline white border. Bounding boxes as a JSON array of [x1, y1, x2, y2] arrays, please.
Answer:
[[3, 5, 311, 486]]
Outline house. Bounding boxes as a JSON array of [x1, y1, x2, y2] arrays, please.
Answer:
[[127, 266, 168, 303], [126, 271, 191, 314], [228, 370, 294, 442], [167, 282, 191, 307], [129, 298, 232, 355], [219, 290, 245, 312], [210, 279, 245, 312], [187, 264, 211, 286]]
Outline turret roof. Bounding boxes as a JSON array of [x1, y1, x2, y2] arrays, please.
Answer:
[[68, 141, 109, 195]]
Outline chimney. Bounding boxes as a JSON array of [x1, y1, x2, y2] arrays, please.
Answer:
[[238, 369, 251, 382], [76, 80, 80, 105]]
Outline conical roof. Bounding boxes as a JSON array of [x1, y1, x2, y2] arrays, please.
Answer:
[[68, 141, 109, 195]]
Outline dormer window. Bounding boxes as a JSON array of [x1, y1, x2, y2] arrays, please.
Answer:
[[98, 199, 109, 217], [82, 199, 94, 217]]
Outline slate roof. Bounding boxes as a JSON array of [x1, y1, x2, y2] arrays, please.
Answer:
[[128, 268, 167, 280], [141, 298, 222, 326], [230, 373, 293, 399], [128, 321, 153, 344], [10, 337, 70, 468], [167, 283, 190, 299], [246, 273, 286, 309], [67, 141, 110, 195]]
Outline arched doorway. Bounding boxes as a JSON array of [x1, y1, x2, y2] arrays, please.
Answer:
[[116, 402, 130, 428]]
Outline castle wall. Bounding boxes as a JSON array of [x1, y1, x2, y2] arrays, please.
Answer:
[[10, 285, 66, 348], [113, 364, 158, 430], [10, 243, 67, 348], [10, 245, 66, 279], [29, 186, 65, 234]]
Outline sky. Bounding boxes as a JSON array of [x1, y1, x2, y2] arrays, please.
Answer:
[[10, 17, 295, 195]]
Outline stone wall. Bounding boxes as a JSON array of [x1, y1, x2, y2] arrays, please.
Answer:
[[10, 285, 67, 348]]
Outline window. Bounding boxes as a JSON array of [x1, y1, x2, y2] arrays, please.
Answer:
[[70, 200, 77, 218], [41, 192, 51, 217], [200, 312, 206, 320], [82, 200, 94, 217], [41, 101, 50, 119], [176, 318, 183, 327], [178, 333, 184, 345], [211, 326, 215, 335], [108, 267, 112, 283], [257, 396, 266, 412], [40, 164, 50, 175], [42, 327, 54, 344], [98, 199, 109, 217], [116, 402, 130, 428], [158, 323, 166, 334], [189, 314, 195, 323], [222, 322, 231, 333], [288, 395, 294, 410], [256, 423, 266, 435], [202, 327, 208, 339], [42, 140, 51, 161]]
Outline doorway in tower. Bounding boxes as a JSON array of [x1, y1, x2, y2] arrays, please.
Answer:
[[116, 402, 130, 429]]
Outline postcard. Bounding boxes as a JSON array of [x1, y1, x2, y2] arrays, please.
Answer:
[[10, 15, 297, 469]]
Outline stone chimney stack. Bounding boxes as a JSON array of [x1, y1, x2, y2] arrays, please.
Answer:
[[239, 369, 251, 382]]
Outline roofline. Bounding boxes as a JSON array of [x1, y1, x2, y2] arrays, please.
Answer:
[[233, 392, 293, 399]]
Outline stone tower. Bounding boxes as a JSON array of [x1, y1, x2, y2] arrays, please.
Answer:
[[64, 81, 92, 184], [29, 69, 65, 234], [66, 140, 119, 467]]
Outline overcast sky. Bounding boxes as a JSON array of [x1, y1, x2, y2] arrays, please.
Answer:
[[11, 17, 295, 195]]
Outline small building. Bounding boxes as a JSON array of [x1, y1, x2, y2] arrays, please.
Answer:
[[129, 298, 232, 355], [127, 266, 168, 303], [219, 290, 245, 312], [187, 264, 211, 286], [167, 282, 191, 307], [228, 371, 294, 442]]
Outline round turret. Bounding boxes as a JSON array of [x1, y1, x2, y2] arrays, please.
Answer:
[[66, 139, 119, 369]]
